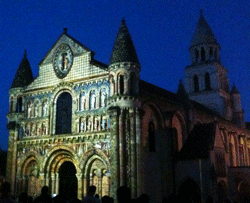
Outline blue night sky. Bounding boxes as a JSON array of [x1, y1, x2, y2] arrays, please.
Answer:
[[0, 0, 250, 150]]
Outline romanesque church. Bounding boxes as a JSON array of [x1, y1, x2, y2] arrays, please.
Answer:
[[6, 11, 250, 202]]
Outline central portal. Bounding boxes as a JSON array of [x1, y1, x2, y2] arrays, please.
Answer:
[[59, 161, 77, 199]]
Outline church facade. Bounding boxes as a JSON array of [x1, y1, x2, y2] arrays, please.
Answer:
[[6, 12, 250, 203]]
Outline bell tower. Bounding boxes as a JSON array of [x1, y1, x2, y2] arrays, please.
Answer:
[[185, 10, 232, 120]]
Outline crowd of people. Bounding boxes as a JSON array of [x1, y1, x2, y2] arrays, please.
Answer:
[[0, 181, 246, 203], [0, 182, 150, 203]]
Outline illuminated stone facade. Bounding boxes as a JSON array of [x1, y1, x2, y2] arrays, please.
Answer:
[[6, 14, 250, 203]]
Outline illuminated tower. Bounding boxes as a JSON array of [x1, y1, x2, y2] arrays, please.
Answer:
[[6, 51, 33, 193], [108, 18, 141, 199], [185, 10, 232, 120]]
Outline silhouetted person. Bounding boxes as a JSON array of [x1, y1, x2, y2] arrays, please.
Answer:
[[95, 194, 100, 201], [27, 196, 33, 203], [33, 186, 52, 203], [0, 181, 16, 203], [18, 192, 28, 203], [82, 186, 100, 203], [52, 194, 67, 203], [117, 186, 131, 203], [109, 197, 114, 203], [101, 196, 111, 203], [205, 195, 214, 203], [163, 193, 177, 203], [137, 194, 149, 203]]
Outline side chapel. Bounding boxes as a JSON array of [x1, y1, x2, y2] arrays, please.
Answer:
[[6, 11, 250, 203]]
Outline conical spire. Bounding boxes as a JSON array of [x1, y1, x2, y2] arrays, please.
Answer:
[[177, 79, 190, 108], [231, 84, 240, 94], [109, 18, 140, 65], [11, 50, 34, 88], [190, 10, 219, 48]]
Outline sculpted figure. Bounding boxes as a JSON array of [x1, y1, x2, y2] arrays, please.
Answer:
[[101, 92, 106, 107], [43, 102, 48, 116], [28, 104, 32, 118], [80, 94, 86, 110], [35, 104, 39, 117], [91, 94, 96, 109]]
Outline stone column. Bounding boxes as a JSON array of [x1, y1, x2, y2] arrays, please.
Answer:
[[130, 109, 137, 198], [83, 176, 87, 197], [136, 108, 142, 196], [51, 174, 55, 195], [39, 173, 45, 188], [6, 125, 18, 196], [55, 173, 59, 195], [76, 173, 83, 199], [108, 107, 120, 200], [124, 76, 129, 94], [119, 109, 124, 186], [97, 169, 102, 196]]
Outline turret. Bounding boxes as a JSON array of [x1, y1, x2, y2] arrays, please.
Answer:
[[185, 11, 232, 120], [9, 50, 33, 113], [6, 50, 33, 194], [109, 18, 140, 98], [108, 19, 141, 199], [231, 85, 245, 127]]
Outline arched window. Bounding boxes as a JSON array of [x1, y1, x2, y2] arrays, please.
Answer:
[[129, 73, 136, 95], [148, 121, 156, 152], [195, 49, 199, 62], [201, 47, 205, 61], [205, 72, 211, 90], [193, 75, 199, 92], [209, 47, 213, 57], [229, 136, 236, 167], [172, 128, 178, 155], [119, 75, 124, 94], [10, 97, 14, 113], [239, 137, 245, 166], [16, 97, 23, 112], [56, 92, 72, 134]]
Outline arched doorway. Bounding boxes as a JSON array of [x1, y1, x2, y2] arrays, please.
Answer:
[[56, 92, 72, 134], [59, 161, 77, 199], [86, 158, 110, 197]]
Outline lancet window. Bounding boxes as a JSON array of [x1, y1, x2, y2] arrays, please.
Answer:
[[205, 72, 211, 90], [193, 75, 199, 92], [148, 121, 156, 152]]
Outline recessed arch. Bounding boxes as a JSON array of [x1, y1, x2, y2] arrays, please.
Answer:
[[56, 92, 72, 134], [42, 145, 80, 174], [205, 72, 211, 90], [171, 111, 187, 150], [193, 75, 199, 92]]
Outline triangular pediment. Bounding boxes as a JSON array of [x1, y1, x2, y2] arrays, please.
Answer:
[[39, 33, 92, 66]]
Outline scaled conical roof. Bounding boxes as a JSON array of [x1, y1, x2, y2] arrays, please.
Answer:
[[109, 19, 139, 65], [11, 50, 33, 88], [190, 10, 219, 48]]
